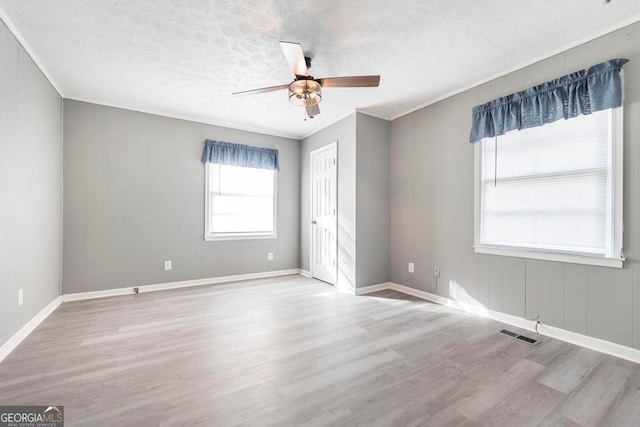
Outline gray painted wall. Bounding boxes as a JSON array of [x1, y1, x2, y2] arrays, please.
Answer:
[[356, 113, 390, 287], [0, 21, 62, 345], [300, 114, 357, 289], [390, 24, 640, 349], [63, 100, 300, 294], [300, 113, 390, 289]]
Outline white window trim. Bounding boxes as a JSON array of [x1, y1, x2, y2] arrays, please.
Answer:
[[473, 108, 624, 268], [203, 162, 278, 242]]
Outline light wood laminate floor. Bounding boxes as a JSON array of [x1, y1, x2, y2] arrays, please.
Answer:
[[1, 275, 640, 426]]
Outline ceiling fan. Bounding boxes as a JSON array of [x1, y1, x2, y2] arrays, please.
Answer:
[[232, 41, 380, 118]]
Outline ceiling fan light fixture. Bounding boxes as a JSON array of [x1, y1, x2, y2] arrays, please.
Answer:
[[233, 42, 380, 119], [288, 79, 322, 107]]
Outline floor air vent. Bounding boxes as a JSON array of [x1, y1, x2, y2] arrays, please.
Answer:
[[499, 329, 540, 346]]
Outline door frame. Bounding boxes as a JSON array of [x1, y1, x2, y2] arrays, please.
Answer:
[[309, 141, 338, 284]]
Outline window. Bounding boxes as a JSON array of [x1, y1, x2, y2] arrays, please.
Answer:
[[204, 163, 276, 240], [474, 108, 623, 267]]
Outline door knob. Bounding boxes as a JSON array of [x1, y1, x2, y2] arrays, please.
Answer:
[[312, 220, 317, 224]]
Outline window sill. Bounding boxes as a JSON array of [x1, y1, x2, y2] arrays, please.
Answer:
[[204, 233, 277, 242], [473, 245, 624, 268]]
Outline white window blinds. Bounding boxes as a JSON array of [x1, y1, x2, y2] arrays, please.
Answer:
[[479, 109, 619, 258], [207, 164, 275, 237]]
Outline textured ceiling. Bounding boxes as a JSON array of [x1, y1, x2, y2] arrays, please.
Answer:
[[1, 1, 640, 139]]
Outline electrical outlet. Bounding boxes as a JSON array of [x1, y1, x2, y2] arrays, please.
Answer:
[[434, 266, 440, 277], [267, 252, 274, 261], [408, 262, 415, 273], [18, 289, 23, 306], [164, 260, 172, 271]]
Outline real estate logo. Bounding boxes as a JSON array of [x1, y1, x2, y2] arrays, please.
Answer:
[[0, 406, 63, 427]]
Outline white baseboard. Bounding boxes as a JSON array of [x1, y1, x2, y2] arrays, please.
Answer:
[[356, 282, 393, 295], [0, 296, 62, 362], [389, 283, 534, 331], [62, 287, 132, 302], [63, 269, 302, 302], [536, 323, 640, 365], [298, 269, 311, 278], [387, 282, 640, 365], [334, 282, 394, 296]]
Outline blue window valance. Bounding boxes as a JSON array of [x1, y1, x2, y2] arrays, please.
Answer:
[[469, 58, 628, 143], [201, 139, 279, 171]]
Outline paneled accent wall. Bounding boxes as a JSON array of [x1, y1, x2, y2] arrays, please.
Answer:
[[63, 100, 300, 294], [355, 114, 390, 287], [390, 24, 640, 349], [0, 21, 62, 345]]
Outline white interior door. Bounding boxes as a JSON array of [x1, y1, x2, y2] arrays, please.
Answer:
[[310, 142, 337, 285]]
